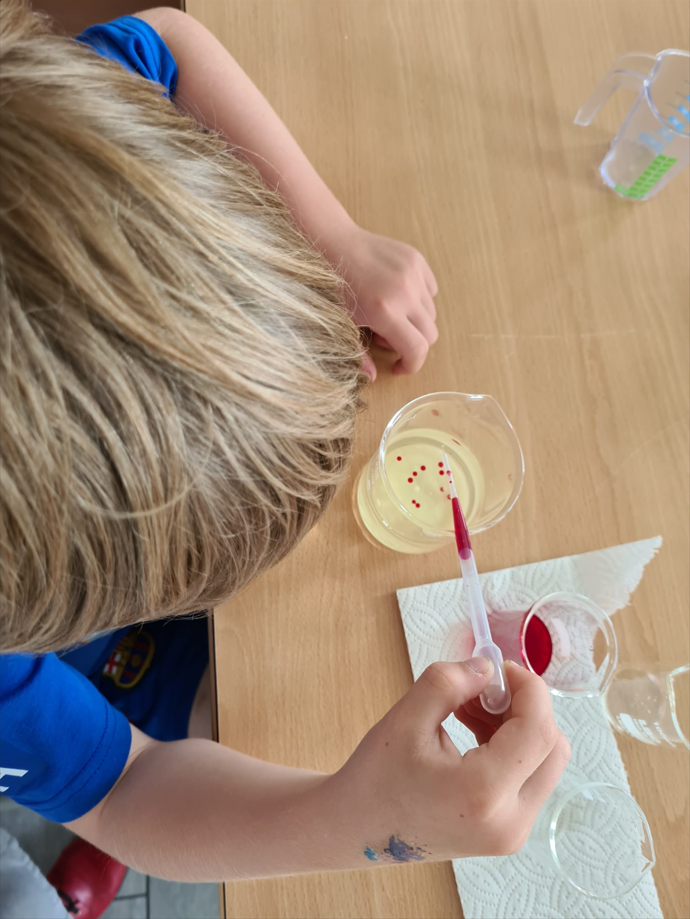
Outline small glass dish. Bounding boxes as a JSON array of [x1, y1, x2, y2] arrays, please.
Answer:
[[549, 783, 656, 899], [489, 592, 618, 697], [604, 663, 689, 748], [352, 392, 524, 554]]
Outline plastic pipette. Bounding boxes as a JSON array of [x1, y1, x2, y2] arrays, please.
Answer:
[[443, 454, 512, 715]]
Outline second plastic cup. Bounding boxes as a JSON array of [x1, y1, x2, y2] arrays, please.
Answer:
[[353, 392, 524, 554]]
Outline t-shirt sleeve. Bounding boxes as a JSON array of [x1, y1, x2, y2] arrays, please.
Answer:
[[76, 15, 178, 98], [0, 653, 132, 823]]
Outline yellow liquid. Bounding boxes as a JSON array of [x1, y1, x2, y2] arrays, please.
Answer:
[[355, 427, 485, 553]]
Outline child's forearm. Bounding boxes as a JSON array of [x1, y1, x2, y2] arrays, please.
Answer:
[[68, 731, 371, 881], [138, 7, 440, 380], [138, 8, 355, 259], [68, 663, 569, 881]]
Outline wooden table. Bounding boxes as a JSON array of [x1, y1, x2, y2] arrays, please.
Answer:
[[189, 2, 690, 916]]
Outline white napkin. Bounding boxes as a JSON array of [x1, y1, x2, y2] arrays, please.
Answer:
[[396, 538, 663, 919]]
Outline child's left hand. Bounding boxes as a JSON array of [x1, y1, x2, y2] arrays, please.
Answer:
[[333, 225, 439, 380]]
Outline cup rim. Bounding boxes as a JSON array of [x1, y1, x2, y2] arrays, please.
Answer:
[[548, 781, 656, 900], [667, 663, 690, 749], [377, 391, 525, 535], [523, 592, 619, 697], [645, 49, 690, 138]]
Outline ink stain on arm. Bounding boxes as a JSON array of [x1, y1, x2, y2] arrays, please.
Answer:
[[385, 836, 426, 862], [363, 836, 427, 864]]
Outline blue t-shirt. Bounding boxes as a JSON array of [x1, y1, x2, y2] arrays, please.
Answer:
[[0, 16, 178, 824], [77, 15, 178, 96]]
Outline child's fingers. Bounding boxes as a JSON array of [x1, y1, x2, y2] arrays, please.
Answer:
[[454, 706, 498, 746], [464, 694, 489, 716], [518, 734, 571, 814], [386, 322, 430, 374], [371, 333, 395, 351], [458, 697, 504, 730], [397, 659, 494, 741], [483, 667, 561, 794], [421, 260, 439, 298], [410, 308, 439, 348], [421, 290, 437, 321], [361, 352, 377, 382]]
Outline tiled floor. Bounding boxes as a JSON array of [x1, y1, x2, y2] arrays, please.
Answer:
[[0, 797, 220, 919]]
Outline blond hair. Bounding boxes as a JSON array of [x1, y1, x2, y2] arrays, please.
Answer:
[[0, 0, 364, 655]]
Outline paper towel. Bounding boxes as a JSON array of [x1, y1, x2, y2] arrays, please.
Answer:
[[396, 537, 663, 919]]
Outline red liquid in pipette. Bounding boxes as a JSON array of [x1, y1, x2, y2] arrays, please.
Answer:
[[449, 480, 553, 676], [450, 495, 472, 561]]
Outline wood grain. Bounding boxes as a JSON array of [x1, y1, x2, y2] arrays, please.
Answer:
[[187, 2, 690, 917]]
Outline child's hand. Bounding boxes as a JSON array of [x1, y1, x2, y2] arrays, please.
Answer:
[[334, 225, 439, 380], [325, 659, 570, 863]]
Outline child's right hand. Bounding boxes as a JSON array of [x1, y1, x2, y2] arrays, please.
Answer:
[[325, 658, 570, 863]]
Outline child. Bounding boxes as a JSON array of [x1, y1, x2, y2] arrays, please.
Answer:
[[0, 0, 569, 891]]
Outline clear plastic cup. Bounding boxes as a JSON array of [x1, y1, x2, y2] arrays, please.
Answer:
[[575, 49, 689, 200], [352, 392, 524, 554], [604, 663, 689, 749], [549, 783, 656, 899], [488, 592, 618, 697]]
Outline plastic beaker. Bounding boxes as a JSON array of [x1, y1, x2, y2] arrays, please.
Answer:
[[575, 49, 689, 199], [549, 783, 656, 899], [488, 592, 618, 697], [604, 663, 689, 749], [352, 392, 524, 554]]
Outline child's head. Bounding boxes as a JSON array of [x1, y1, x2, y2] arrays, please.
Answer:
[[0, 0, 364, 654]]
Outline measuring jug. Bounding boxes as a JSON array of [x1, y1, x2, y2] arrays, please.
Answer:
[[575, 49, 689, 199]]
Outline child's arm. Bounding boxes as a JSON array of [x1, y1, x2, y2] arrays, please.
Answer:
[[66, 660, 569, 881], [136, 7, 438, 380]]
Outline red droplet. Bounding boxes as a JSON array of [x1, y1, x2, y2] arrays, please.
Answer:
[[447, 494, 451, 500], [438, 462, 444, 468], [446, 470, 451, 475], [439, 470, 444, 476], [431, 409, 440, 417], [420, 465, 426, 471], [413, 471, 417, 477], [411, 500, 416, 506], [416, 502, 421, 508], [396, 456, 402, 462], [440, 487, 444, 492], [408, 477, 413, 483]]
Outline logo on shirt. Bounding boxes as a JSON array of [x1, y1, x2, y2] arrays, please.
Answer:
[[0, 766, 28, 794], [0, 740, 49, 795], [102, 629, 155, 689]]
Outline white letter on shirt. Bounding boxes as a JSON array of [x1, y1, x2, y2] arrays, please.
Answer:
[[0, 766, 28, 793]]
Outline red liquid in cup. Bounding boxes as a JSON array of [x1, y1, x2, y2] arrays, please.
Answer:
[[488, 609, 553, 676], [522, 614, 553, 676]]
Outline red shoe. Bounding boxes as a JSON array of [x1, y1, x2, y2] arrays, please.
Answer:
[[47, 838, 128, 919]]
